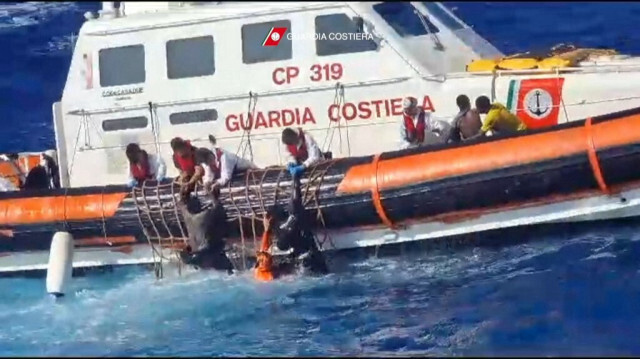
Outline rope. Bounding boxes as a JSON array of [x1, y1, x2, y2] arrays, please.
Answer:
[[556, 68, 571, 124], [100, 187, 110, 246], [235, 91, 257, 162], [585, 117, 610, 194], [369, 153, 395, 229], [149, 102, 162, 156], [321, 83, 351, 156], [66, 110, 86, 179], [301, 163, 336, 250]]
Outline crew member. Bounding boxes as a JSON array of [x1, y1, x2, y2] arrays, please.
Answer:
[[281, 127, 323, 177], [40, 150, 60, 189], [448, 94, 483, 143], [197, 135, 258, 194], [472, 95, 527, 138], [400, 96, 451, 149], [171, 137, 200, 194], [125, 143, 167, 187], [254, 176, 328, 281]]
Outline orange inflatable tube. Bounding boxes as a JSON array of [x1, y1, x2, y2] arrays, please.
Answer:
[[337, 112, 640, 195]]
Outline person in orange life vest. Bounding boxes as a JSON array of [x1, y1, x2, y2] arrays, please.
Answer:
[[171, 137, 201, 195], [125, 143, 167, 188], [255, 213, 276, 281], [399, 96, 451, 149], [281, 127, 322, 177], [199, 134, 258, 194]]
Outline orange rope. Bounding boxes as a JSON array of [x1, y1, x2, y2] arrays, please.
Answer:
[[585, 117, 610, 194], [370, 153, 394, 228]]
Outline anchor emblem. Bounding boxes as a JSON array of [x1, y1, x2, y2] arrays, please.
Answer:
[[527, 90, 549, 117], [523, 88, 553, 120]]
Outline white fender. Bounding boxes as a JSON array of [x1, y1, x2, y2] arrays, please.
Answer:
[[46, 232, 74, 297]]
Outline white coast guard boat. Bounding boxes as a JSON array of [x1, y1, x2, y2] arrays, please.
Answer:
[[3, 1, 640, 274]]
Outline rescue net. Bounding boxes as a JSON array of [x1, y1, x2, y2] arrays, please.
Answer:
[[131, 180, 188, 279], [130, 162, 338, 278]]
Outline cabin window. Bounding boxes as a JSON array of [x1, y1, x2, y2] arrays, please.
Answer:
[[373, 2, 439, 37], [314, 13, 378, 56], [242, 20, 292, 64], [169, 109, 218, 125], [166, 36, 215, 79], [102, 116, 148, 132], [99, 45, 145, 87], [421, 2, 464, 31]]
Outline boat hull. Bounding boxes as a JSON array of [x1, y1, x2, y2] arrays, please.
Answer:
[[2, 107, 640, 273]]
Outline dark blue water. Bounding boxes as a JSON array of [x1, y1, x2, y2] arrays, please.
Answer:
[[2, 2, 640, 356]]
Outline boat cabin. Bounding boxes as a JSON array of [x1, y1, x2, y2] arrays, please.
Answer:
[[53, 1, 503, 188], [52, 1, 640, 189]]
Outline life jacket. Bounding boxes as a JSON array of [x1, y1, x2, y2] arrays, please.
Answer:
[[403, 110, 426, 144], [173, 141, 196, 176], [255, 226, 274, 281], [129, 150, 152, 182], [286, 128, 309, 164]]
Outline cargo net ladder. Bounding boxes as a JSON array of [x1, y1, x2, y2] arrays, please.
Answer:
[[225, 165, 337, 269], [131, 180, 188, 279]]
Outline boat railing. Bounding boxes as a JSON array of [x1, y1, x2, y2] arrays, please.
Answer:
[[86, 2, 345, 36], [63, 91, 640, 154], [66, 77, 413, 117], [445, 61, 640, 79]]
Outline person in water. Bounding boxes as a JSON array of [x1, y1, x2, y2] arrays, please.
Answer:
[[254, 175, 328, 281], [470, 95, 527, 138], [125, 143, 167, 187], [177, 190, 234, 274], [448, 94, 482, 143]]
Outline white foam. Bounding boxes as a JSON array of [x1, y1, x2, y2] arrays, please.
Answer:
[[0, 2, 78, 31]]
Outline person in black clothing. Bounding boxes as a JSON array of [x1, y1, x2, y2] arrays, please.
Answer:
[[22, 152, 60, 190], [177, 191, 234, 274], [263, 175, 329, 276]]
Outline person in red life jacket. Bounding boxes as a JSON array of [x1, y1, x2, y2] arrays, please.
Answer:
[[125, 143, 167, 187], [171, 137, 200, 194], [281, 127, 323, 177], [399, 96, 451, 149], [196, 134, 258, 194]]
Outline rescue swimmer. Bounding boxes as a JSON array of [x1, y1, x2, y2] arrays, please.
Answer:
[[125, 143, 167, 187], [469, 95, 528, 139], [399, 96, 451, 149]]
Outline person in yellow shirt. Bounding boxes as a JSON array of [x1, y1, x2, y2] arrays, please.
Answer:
[[472, 95, 527, 138]]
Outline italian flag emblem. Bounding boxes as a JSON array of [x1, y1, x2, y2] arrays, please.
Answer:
[[506, 78, 565, 129]]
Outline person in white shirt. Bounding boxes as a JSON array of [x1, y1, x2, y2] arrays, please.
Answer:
[[197, 135, 258, 194], [125, 143, 167, 187], [399, 96, 451, 149], [281, 127, 323, 177]]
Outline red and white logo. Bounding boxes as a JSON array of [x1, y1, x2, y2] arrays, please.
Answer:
[[263, 27, 287, 47]]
